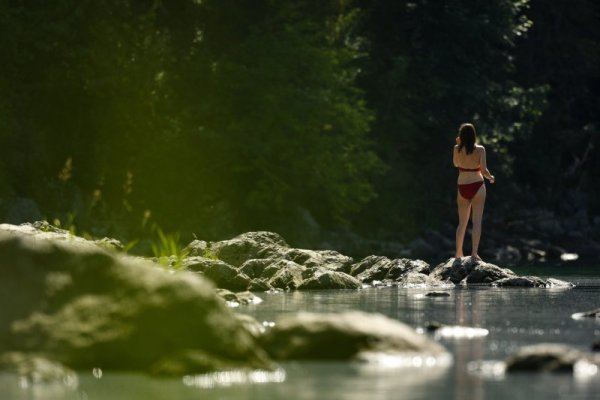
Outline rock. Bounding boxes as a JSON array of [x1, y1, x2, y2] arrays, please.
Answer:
[[350, 256, 430, 284], [266, 261, 306, 290], [202, 232, 289, 267], [239, 259, 273, 279], [234, 291, 263, 305], [430, 257, 515, 284], [181, 256, 224, 273], [203, 261, 252, 291], [571, 308, 600, 319], [248, 279, 274, 292], [396, 272, 448, 288], [466, 263, 516, 284], [0, 352, 77, 384], [183, 239, 209, 256], [0, 224, 272, 375], [425, 291, 450, 297], [505, 344, 585, 372], [297, 269, 361, 290], [259, 311, 447, 360], [282, 248, 354, 273], [350, 255, 391, 277], [493, 276, 558, 288]]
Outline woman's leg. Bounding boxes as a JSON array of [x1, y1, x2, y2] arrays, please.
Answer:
[[470, 185, 487, 259], [455, 192, 471, 258]]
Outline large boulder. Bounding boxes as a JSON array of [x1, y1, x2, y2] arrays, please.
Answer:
[[350, 256, 431, 284], [430, 257, 516, 284], [187, 232, 289, 267], [505, 344, 585, 372], [0, 224, 272, 375], [259, 311, 447, 360]]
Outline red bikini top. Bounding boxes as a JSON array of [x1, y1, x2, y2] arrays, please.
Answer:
[[457, 166, 480, 172]]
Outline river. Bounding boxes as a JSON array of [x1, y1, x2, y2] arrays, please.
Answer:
[[1, 265, 599, 400]]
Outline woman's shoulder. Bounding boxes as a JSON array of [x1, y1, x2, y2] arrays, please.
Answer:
[[475, 144, 486, 152]]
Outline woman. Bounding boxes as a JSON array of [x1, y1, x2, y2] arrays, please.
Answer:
[[453, 123, 495, 261]]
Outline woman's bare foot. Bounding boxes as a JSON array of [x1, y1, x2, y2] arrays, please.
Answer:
[[471, 254, 483, 262], [455, 254, 464, 259]]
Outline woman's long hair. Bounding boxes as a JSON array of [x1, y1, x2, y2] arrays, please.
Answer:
[[458, 123, 476, 154]]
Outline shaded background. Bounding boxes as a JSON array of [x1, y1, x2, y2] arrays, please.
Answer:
[[0, 0, 598, 256]]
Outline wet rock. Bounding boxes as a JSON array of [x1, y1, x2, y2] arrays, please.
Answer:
[[260, 311, 447, 360], [505, 344, 585, 372], [430, 257, 515, 284], [571, 308, 600, 319], [396, 272, 448, 288], [0, 225, 272, 375], [297, 269, 361, 290], [425, 291, 450, 297], [493, 276, 574, 288]]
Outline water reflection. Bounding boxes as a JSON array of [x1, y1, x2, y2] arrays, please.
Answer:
[[2, 280, 600, 399]]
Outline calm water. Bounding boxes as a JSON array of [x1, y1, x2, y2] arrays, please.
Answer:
[[2, 268, 600, 400]]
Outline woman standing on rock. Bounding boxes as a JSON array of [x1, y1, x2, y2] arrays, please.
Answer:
[[453, 123, 495, 261]]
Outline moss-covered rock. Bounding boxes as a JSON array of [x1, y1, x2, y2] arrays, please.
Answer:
[[0, 224, 272, 375]]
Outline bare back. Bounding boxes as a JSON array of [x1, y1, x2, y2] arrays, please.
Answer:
[[453, 144, 485, 184]]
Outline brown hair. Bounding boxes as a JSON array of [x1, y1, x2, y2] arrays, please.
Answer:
[[458, 123, 476, 155]]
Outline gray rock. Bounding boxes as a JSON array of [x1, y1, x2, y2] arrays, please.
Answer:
[[297, 269, 361, 290], [571, 308, 600, 319], [182, 256, 225, 273], [396, 272, 448, 288], [267, 261, 306, 290], [349, 255, 391, 277], [283, 248, 353, 273], [260, 311, 447, 360], [203, 232, 289, 267], [239, 259, 273, 279], [505, 343, 585, 372], [203, 261, 252, 291], [430, 257, 515, 284], [493, 276, 550, 287], [0, 225, 271, 375], [248, 279, 274, 292]]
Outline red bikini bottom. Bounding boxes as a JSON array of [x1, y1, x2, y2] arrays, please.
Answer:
[[458, 181, 484, 200]]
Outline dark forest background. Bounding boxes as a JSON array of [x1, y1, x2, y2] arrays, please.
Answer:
[[1, 0, 599, 255]]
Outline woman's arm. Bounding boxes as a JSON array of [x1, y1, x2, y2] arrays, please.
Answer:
[[453, 145, 459, 167], [479, 146, 495, 183]]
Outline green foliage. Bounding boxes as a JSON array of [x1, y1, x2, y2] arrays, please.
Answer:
[[150, 227, 189, 269]]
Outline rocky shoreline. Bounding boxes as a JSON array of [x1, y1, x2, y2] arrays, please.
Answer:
[[0, 222, 596, 382]]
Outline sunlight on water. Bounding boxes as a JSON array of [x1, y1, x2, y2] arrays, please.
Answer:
[[356, 352, 453, 369], [182, 369, 286, 389]]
